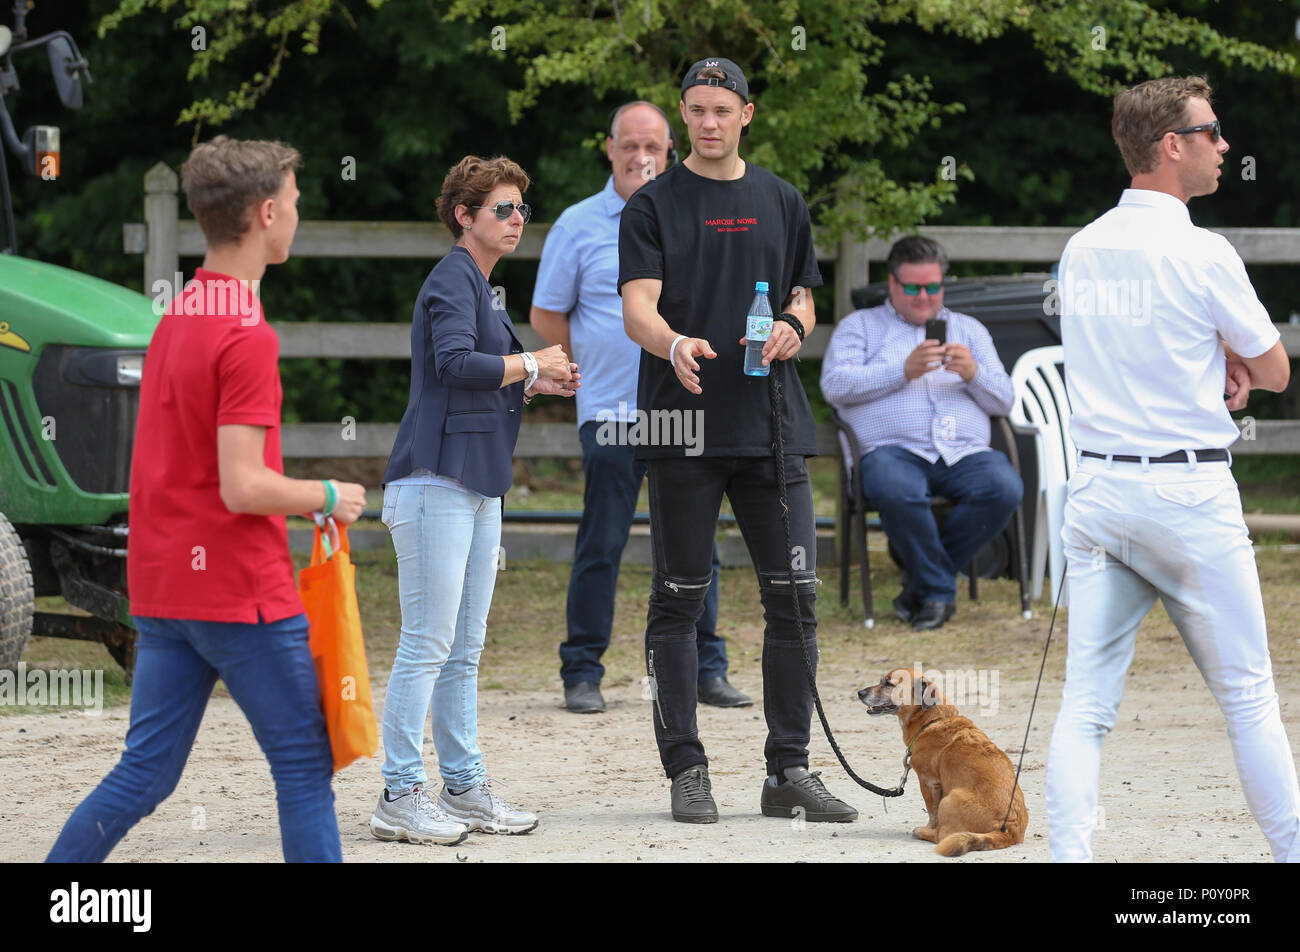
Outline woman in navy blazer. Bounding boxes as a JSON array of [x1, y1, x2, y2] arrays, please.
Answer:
[[369, 156, 578, 845]]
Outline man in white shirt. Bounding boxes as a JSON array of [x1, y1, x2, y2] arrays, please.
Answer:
[[1046, 75, 1297, 863]]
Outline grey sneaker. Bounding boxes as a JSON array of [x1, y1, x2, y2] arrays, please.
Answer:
[[671, 765, 719, 823], [437, 778, 539, 835], [760, 766, 858, 822], [369, 784, 469, 845]]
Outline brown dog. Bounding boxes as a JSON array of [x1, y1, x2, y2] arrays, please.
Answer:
[[858, 667, 1027, 856]]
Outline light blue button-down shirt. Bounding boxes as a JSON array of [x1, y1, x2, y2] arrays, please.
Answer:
[[820, 301, 1016, 466], [532, 176, 641, 425]]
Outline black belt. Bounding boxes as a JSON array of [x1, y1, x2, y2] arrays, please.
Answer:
[[1080, 449, 1229, 464]]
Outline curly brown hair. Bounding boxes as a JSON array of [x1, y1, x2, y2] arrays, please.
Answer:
[[1112, 76, 1213, 177], [436, 156, 531, 239], [180, 135, 301, 247]]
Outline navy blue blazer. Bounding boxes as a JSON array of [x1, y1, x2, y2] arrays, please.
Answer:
[[383, 246, 525, 497]]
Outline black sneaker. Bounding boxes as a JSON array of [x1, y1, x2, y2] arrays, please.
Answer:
[[564, 681, 605, 714], [698, 677, 753, 708], [671, 765, 718, 823], [760, 766, 858, 822]]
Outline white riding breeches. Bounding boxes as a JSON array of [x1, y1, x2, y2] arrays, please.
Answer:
[[1045, 454, 1300, 862]]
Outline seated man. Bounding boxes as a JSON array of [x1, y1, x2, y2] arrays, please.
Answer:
[[820, 236, 1022, 630]]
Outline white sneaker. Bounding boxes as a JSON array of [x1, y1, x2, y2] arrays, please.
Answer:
[[437, 778, 539, 835], [369, 784, 468, 846]]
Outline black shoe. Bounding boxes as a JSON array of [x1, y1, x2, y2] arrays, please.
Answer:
[[760, 766, 858, 822], [892, 589, 920, 624], [911, 601, 956, 631], [671, 765, 718, 823], [564, 681, 605, 714], [698, 677, 753, 708]]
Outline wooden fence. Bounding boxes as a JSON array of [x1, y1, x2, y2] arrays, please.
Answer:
[[125, 162, 1300, 459]]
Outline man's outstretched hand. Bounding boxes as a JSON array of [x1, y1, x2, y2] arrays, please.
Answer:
[[673, 338, 717, 395]]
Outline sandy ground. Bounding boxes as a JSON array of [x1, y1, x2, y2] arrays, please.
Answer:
[[2, 658, 1293, 863]]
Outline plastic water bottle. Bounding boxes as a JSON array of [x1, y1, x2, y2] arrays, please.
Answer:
[[744, 281, 773, 377]]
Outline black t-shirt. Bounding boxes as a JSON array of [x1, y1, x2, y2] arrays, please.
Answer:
[[618, 161, 824, 458]]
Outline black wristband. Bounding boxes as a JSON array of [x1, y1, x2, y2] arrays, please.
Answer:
[[776, 312, 805, 341]]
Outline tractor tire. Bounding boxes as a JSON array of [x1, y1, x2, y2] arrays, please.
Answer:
[[0, 512, 34, 670]]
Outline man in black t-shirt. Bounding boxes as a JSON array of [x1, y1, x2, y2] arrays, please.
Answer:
[[618, 57, 858, 824]]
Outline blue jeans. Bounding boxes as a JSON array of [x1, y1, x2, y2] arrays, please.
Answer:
[[46, 613, 340, 863], [561, 421, 726, 687], [861, 445, 1022, 604], [381, 482, 498, 793]]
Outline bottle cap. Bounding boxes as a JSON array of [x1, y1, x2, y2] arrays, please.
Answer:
[[755, 281, 769, 292]]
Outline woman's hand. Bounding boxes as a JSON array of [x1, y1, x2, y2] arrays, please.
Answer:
[[534, 344, 577, 382], [528, 371, 580, 398]]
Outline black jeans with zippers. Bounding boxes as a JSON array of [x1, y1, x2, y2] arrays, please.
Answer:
[[643, 455, 819, 779]]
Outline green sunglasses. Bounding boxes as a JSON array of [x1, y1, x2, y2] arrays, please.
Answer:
[[900, 282, 943, 296]]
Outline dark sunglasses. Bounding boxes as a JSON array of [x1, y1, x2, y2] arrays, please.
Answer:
[[900, 282, 943, 296], [472, 201, 532, 223], [1152, 120, 1221, 143]]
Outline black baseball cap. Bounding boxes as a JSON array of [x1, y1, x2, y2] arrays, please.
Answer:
[[681, 57, 750, 135]]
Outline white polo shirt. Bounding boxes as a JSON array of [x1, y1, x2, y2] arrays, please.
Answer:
[[1060, 188, 1279, 456]]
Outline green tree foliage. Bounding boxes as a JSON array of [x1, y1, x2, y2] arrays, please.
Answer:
[[98, 0, 384, 134], [440, 0, 1296, 240], [7, 0, 1297, 429], [96, 0, 1295, 240]]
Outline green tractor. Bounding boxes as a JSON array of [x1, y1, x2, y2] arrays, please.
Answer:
[[1, 3, 158, 677]]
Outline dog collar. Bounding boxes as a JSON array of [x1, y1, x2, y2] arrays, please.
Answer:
[[905, 715, 954, 755]]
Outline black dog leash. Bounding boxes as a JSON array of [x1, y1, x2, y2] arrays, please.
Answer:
[[768, 370, 906, 798], [1000, 570, 1064, 831]]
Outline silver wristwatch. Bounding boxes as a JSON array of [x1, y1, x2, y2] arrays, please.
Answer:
[[521, 351, 539, 390]]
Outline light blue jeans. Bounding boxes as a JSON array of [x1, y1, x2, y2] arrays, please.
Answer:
[[380, 482, 501, 793]]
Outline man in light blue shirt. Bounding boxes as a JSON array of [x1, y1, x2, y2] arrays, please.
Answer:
[[530, 102, 747, 714], [821, 236, 1021, 631]]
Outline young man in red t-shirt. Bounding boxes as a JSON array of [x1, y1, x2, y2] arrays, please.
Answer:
[[46, 136, 366, 863]]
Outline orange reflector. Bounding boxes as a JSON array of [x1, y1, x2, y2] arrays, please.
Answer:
[[28, 127, 60, 180], [37, 150, 61, 180]]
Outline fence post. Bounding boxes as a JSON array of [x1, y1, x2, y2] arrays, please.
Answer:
[[834, 236, 870, 322], [143, 162, 179, 299]]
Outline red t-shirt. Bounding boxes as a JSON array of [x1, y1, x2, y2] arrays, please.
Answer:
[[127, 268, 302, 623]]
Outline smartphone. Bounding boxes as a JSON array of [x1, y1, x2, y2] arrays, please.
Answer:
[[925, 318, 947, 346]]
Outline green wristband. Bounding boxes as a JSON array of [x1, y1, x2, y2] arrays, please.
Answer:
[[321, 479, 336, 516]]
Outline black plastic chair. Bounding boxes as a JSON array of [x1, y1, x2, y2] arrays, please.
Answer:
[[832, 408, 1032, 628]]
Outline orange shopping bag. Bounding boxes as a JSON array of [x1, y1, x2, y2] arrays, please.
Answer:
[[297, 519, 378, 772]]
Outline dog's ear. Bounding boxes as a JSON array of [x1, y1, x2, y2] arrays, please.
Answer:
[[919, 678, 938, 709]]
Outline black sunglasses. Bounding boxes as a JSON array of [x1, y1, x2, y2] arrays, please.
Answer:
[[1152, 120, 1221, 143], [472, 201, 532, 223]]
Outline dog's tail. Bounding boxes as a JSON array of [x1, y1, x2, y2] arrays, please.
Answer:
[[935, 830, 1019, 857]]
